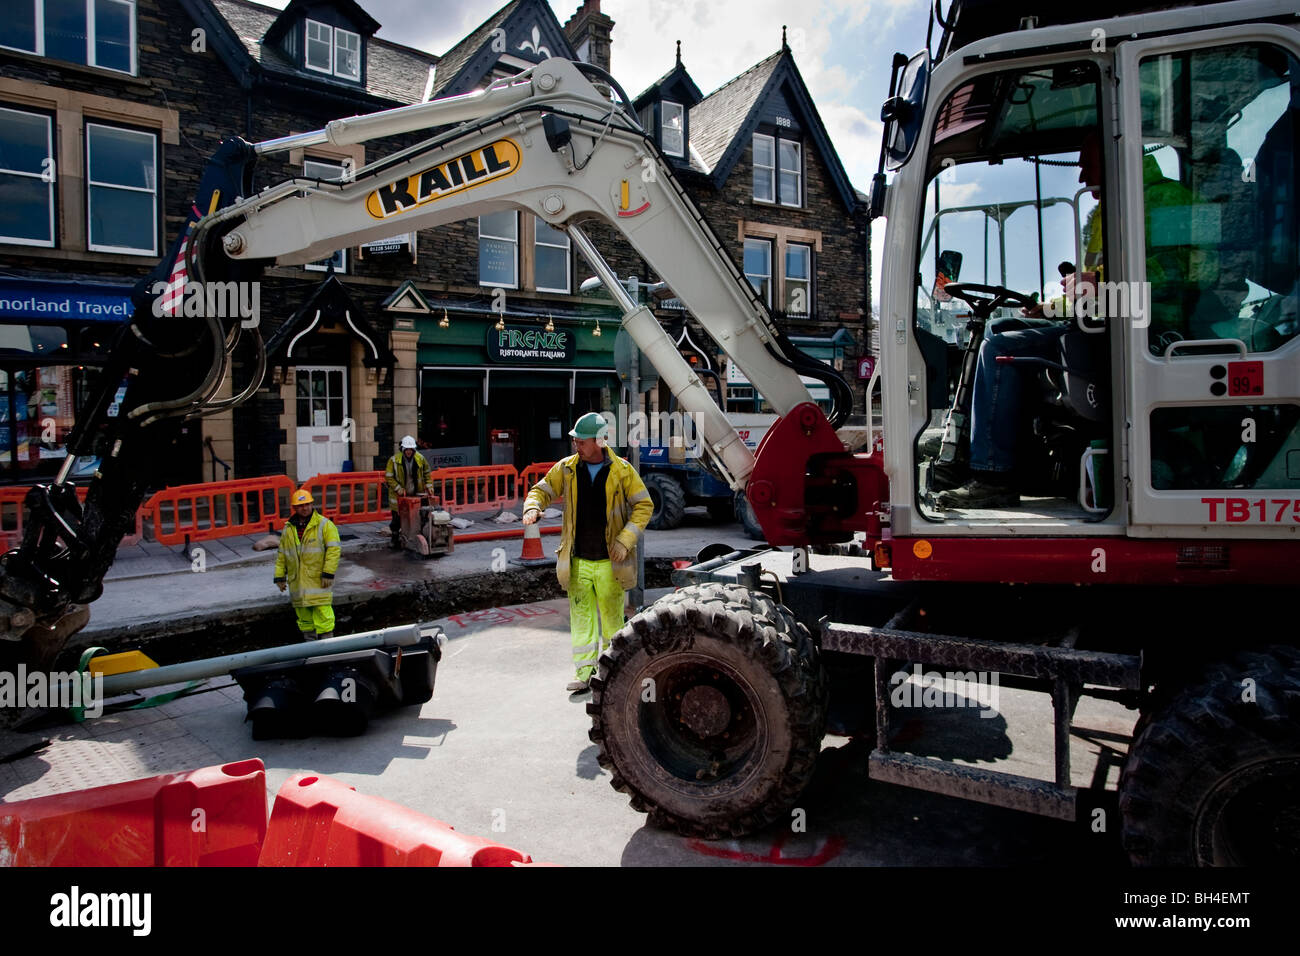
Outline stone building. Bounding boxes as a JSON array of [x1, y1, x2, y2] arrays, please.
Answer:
[[0, 0, 868, 489]]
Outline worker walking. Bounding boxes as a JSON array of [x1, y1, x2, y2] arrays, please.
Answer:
[[523, 412, 653, 694], [274, 489, 342, 640], [385, 435, 434, 549]]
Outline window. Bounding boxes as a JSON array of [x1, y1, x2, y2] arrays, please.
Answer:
[[303, 160, 347, 272], [744, 238, 772, 305], [1139, 43, 1299, 355], [662, 101, 684, 157], [0, 0, 135, 74], [0, 107, 55, 247], [296, 368, 345, 428], [778, 141, 802, 206], [785, 243, 811, 315], [752, 134, 774, 202], [304, 18, 361, 80], [479, 211, 518, 287], [85, 122, 156, 255], [534, 217, 570, 293]]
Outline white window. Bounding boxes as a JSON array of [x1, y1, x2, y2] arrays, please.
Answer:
[[86, 122, 156, 255], [303, 159, 347, 272], [534, 217, 570, 293], [662, 101, 684, 157], [752, 133, 774, 202], [334, 28, 361, 81], [785, 243, 811, 316], [778, 140, 802, 206], [744, 238, 772, 305], [479, 211, 518, 288], [304, 19, 361, 80], [0, 107, 55, 247], [0, 0, 136, 74]]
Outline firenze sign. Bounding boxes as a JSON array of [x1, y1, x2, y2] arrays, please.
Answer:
[[486, 325, 574, 364]]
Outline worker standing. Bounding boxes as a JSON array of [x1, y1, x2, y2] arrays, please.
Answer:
[[385, 435, 434, 549], [523, 412, 653, 694], [274, 489, 342, 640]]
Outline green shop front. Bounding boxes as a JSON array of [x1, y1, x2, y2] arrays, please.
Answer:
[[395, 288, 621, 469]]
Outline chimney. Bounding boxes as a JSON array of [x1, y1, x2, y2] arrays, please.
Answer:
[[563, 0, 614, 74]]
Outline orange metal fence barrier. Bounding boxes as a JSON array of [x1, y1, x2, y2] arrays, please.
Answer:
[[148, 475, 296, 546], [429, 464, 520, 515], [302, 471, 388, 525]]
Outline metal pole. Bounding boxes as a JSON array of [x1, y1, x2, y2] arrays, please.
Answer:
[[100, 623, 430, 696], [630, 338, 644, 611]]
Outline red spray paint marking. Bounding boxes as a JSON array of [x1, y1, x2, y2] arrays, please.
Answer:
[[685, 830, 845, 867]]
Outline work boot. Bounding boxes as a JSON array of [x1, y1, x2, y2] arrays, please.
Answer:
[[299, 630, 316, 642], [935, 476, 1019, 510], [566, 678, 590, 693], [390, 533, 402, 550], [317, 631, 333, 641]]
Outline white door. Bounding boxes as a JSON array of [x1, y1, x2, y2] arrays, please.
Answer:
[[295, 366, 348, 481]]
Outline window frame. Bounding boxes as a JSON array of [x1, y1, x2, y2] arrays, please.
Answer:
[[304, 18, 334, 75], [662, 100, 685, 157], [743, 236, 773, 306], [0, 105, 56, 248], [302, 157, 348, 273], [478, 211, 519, 289], [778, 139, 803, 207], [752, 133, 775, 203], [84, 120, 157, 256], [784, 242, 812, 316], [333, 25, 361, 81], [0, 0, 138, 75], [533, 216, 571, 293]]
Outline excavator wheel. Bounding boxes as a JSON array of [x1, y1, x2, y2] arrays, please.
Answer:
[[734, 490, 766, 541], [644, 472, 687, 531], [1119, 644, 1300, 865], [588, 583, 827, 838]]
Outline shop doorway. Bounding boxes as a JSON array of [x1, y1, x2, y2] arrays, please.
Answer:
[[294, 366, 349, 481]]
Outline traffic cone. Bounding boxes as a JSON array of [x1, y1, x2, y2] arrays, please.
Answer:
[[510, 520, 555, 567]]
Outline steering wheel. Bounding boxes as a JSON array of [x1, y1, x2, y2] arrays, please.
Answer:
[[942, 283, 1037, 318]]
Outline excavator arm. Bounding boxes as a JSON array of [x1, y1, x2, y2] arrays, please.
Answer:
[[0, 57, 857, 665]]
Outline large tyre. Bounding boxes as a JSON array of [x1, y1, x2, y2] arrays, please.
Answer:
[[588, 582, 827, 838], [734, 490, 765, 541], [1119, 645, 1300, 866], [706, 499, 734, 523], [644, 472, 686, 530]]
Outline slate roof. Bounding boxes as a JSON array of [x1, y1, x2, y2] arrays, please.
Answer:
[[688, 51, 782, 174], [207, 0, 437, 105], [427, 0, 523, 97]]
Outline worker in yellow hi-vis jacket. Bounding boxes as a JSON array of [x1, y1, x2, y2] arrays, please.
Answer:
[[523, 412, 652, 694], [274, 488, 342, 640]]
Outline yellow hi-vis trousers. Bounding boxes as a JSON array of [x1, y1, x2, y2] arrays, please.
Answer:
[[569, 557, 625, 680]]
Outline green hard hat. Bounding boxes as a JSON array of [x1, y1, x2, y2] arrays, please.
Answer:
[[569, 412, 610, 440]]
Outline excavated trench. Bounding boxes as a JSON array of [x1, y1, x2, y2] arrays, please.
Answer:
[[82, 558, 680, 667]]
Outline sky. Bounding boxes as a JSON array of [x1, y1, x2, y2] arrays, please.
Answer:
[[253, 0, 936, 297]]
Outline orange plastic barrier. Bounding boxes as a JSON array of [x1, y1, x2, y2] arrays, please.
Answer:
[[518, 461, 561, 502], [259, 773, 533, 867], [0, 759, 267, 866], [302, 470, 388, 524], [148, 475, 295, 545], [0, 484, 89, 539], [429, 464, 520, 515]]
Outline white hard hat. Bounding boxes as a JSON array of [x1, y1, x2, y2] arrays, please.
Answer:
[[401, 435, 417, 449]]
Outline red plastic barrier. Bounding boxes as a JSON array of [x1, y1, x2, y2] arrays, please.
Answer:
[[430, 464, 520, 515], [0, 484, 89, 539], [259, 773, 533, 867], [519, 461, 562, 504], [302, 471, 388, 524], [0, 759, 267, 866], [148, 475, 295, 545]]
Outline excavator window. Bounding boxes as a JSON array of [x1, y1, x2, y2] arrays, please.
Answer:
[[913, 61, 1110, 520]]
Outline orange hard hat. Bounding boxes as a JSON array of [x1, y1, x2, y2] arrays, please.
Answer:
[[291, 489, 313, 505]]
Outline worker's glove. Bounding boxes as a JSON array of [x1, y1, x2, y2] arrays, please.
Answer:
[[321, 575, 334, 589], [522, 508, 540, 526], [276, 581, 286, 592], [610, 541, 629, 563]]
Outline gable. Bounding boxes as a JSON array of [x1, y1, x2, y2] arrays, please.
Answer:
[[431, 0, 573, 98]]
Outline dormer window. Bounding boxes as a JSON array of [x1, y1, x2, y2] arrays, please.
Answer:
[[304, 19, 361, 81], [662, 101, 685, 157]]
